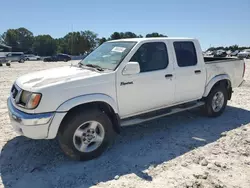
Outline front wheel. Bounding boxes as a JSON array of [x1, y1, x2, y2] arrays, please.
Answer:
[[58, 109, 116, 161], [203, 85, 228, 117]]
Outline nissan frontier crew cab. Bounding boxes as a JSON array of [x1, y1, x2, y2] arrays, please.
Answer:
[[7, 37, 245, 161]]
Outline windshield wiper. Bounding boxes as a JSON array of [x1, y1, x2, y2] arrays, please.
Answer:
[[84, 64, 105, 71]]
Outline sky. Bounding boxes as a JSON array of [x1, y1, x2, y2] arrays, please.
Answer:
[[1, 0, 249, 50]]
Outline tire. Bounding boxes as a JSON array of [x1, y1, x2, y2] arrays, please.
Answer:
[[58, 109, 116, 161], [19, 59, 25, 63], [204, 85, 228, 117]]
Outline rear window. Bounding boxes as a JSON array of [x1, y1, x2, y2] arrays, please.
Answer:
[[174, 41, 197, 67]]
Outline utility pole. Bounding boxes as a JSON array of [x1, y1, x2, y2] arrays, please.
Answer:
[[71, 24, 73, 55]]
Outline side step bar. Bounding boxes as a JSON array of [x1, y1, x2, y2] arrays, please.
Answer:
[[121, 101, 204, 127]]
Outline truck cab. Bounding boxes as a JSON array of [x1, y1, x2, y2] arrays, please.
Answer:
[[7, 37, 245, 160]]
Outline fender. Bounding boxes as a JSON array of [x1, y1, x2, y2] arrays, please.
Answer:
[[203, 74, 231, 97], [47, 94, 119, 139], [56, 93, 119, 113]]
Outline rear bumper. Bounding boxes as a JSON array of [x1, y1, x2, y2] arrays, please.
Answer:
[[7, 97, 66, 139]]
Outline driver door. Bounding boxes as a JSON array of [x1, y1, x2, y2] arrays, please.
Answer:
[[117, 41, 175, 118]]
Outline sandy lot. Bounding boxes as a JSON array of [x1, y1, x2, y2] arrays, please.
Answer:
[[0, 60, 249, 188]]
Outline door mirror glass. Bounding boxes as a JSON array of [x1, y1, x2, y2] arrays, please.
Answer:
[[122, 62, 140, 75]]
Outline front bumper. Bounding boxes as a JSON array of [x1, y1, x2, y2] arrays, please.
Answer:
[[7, 97, 66, 139]]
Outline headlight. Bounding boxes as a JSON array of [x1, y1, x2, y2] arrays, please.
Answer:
[[20, 91, 42, 109], [20, 90, 31, 104]]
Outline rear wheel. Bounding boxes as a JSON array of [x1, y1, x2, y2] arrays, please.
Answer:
[[19, 59, 25, 63], [58, 109, 116, 161], [204, 85, 228, 117]]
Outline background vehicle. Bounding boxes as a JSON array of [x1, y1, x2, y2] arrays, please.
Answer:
[[204, 50, 215, 56], [7, 38, 245, 161], [43, 53, 71, 62], [0, 56, 6, 63], [237, 49, 250, 59], [24, 54, 41, 61], [5, 52, 25, 63], [214, 50, 227, 57], [231, 50, 239, 57], [0, 43, 11, 57]]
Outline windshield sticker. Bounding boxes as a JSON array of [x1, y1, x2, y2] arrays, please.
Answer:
[[111, 47, 126, 53]]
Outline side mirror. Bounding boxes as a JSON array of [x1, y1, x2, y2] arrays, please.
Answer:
[[122, 62, 140, 75]]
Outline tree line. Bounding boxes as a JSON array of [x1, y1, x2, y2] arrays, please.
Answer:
[[0, 28, 167, 56], [207, 45, 250, 52]]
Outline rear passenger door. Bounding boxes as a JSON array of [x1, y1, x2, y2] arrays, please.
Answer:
[[173, 41, 206, 103]]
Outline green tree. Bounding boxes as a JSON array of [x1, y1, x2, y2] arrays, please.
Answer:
[[146, 32, 167, 38], [110, 32, 121, 40], [55, 38, 68, 54], [2, 28, 34, 52], [2, 29, 19, 51], [33, 35, 56, 56], [98, 37, 107, 45], [109, 32, 142, 40], [61, 30, 98, 55], [122, 32, 138, 38], [81, 30, 98, 51]]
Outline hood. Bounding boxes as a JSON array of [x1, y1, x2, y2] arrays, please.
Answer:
[[238, 51, 250, 55], [16, 65, 102, 91]]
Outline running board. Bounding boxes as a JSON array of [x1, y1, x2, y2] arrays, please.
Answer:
[[121, 101, 204, 127]]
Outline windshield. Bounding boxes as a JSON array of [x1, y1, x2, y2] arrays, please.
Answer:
[[79, 41, 136, 70]]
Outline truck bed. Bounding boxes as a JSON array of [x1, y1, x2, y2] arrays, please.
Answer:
[[204, 56, 239, 63], [204, 57, 244, 88]]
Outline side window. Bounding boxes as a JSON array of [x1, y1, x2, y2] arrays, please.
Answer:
[[174, 41, 197, 67], [130, 42, 169, 72], [12, 54, 21, 56]]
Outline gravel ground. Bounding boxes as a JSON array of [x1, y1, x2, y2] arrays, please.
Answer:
[[0, 60, 249, 188]]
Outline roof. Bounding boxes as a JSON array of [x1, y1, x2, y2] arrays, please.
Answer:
[[0, 43, 11, 48], [107, 37, 195, 42]]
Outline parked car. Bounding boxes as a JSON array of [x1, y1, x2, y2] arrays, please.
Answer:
[[0, 56, 6, 63], [231, 50, 239, 57], [24, 54, 41, 61], [205, 50, 215, 56], [43, 54, 71, 62], [237, 49, 250, 59], [7, 37, 245, 161], [5, 52, 25, 63], [226, 50, 232, 56], [214, 50, 227, 57]]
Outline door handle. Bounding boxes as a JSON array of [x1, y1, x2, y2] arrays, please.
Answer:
[[165, 74, 173, 78], [195, 70, 201, 74]]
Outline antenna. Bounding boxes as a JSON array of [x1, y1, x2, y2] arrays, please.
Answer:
[[70, 24, 73, 67]]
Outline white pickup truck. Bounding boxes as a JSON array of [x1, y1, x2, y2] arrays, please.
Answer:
[[7, 37, 245, 161]]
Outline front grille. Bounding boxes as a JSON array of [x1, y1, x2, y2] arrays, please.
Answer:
[[11, 84, 22, 104], [11, 85, 18, 98]]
